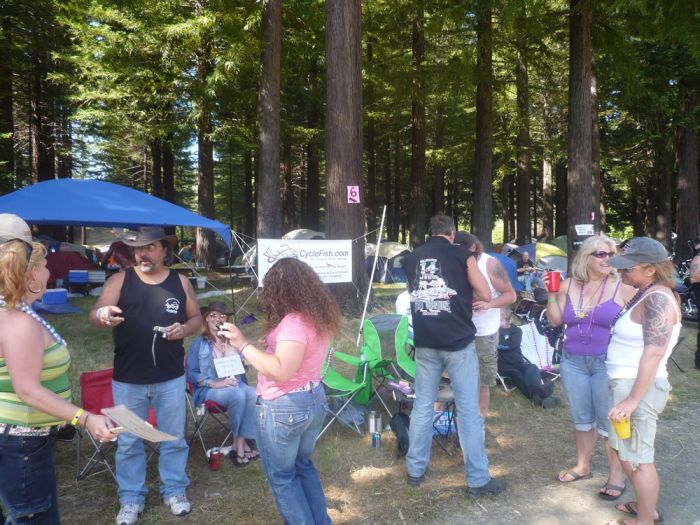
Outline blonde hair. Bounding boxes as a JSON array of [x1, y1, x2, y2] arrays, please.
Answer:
[[569, 235, 619, 284], [639, 261, 677, 291], [0, 240, 46, 308]]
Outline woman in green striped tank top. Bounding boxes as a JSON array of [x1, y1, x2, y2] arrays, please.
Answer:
[[0, 214, 113, 524]]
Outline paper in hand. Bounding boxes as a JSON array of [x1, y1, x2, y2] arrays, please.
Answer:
[[102, 405, 176, 442]]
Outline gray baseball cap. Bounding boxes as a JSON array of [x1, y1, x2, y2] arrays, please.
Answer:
[[609, 237, 669, 269], [0, 213, 32, 243]]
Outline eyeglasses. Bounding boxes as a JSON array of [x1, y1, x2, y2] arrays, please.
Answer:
[[591, 251, 615, 259], [618, 266, 639, 273], [1, 238, 33, 272], [207, 313, 227, 320]]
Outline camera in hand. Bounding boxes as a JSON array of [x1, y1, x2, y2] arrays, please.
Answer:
[[216, 322, 223, 331], [153, 326, 167, 338]]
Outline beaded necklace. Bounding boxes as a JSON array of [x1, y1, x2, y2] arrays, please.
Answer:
[[609, 282, 655, 339], [574, 276, 608, 342], [0, 296, 67, 347]]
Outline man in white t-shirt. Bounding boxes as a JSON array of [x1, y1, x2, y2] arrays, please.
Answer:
[[455, 232, 516, 417]]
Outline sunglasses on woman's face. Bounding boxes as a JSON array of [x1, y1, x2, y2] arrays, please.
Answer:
[[591, 251, 615, 259]]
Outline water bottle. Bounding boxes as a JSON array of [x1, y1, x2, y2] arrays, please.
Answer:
[[372, 432, 381, 449]]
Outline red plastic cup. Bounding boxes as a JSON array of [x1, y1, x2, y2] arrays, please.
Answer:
[[209, 448, 221, 471], [545, 271, 561, 292]]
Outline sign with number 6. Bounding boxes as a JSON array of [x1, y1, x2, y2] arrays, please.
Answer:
[[347, 185, 360, 204]]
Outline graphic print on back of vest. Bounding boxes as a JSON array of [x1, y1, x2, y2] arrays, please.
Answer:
[[410, 258, 457, 316], [164, 298, 181, 314]]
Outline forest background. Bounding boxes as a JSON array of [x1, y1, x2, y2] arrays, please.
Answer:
[[1, 0, 699, 313]]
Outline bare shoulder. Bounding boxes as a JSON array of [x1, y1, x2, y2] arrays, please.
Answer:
[[0, 310, 43, 350]]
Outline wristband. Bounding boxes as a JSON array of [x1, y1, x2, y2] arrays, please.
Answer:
[[548, 298, 558, 304], [71, 408, 84, 426], [240, 342, 252, 354]]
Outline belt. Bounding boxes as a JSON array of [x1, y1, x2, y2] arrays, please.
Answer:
[[0, 423, 58, 437], [288, 380, 321, 394]]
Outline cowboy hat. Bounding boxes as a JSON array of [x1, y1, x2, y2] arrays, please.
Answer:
[[200, 300, 233, 317], [122, 226, 178, 248]]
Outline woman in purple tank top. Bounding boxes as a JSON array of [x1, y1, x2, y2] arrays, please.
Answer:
[[544, 235, 635, 500]]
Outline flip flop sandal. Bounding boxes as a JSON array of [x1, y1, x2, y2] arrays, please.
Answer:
[[598, 482, 626, 501], [616, 502, 664, 523], [245, 449, 260, 460], [229, 451, 250, 467], [556, 469, 593, 483]]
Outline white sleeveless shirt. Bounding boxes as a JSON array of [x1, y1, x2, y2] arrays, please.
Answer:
[[472, 253, 501, 336], [606, 290, 681, 380]]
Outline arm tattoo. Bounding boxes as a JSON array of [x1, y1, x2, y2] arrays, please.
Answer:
[[642, 293, 671, 348], [492, 261, 508, 283]]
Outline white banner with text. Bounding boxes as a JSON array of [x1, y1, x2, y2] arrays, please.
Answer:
[[257, 239, 353, 284]]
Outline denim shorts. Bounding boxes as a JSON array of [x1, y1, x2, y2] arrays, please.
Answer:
[[608, 378, 671, 467], [0, 433, 59, 524], [560, 350, 610, 435], [475, 332, 498, 386]]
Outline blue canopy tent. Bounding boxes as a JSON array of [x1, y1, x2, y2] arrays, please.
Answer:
[[0, 179, 232, 248]]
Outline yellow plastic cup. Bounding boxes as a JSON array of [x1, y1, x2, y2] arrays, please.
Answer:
[[611, 417, 631, 439]]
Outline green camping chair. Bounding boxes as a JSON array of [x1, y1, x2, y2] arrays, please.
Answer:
[[318, 346, 372, 440]]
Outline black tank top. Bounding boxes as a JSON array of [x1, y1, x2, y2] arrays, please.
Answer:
[[113, 267, 187, 384], [404, 236, 476, 351]]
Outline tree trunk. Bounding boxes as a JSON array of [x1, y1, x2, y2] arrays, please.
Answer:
[[566, 0, 596, 260], [162, 134, 175, 203], [541, 93, 553, 241], [195, 22, 216, 269], [472, 0, 494, 249], [554, 161, 567, 237], [151, 139, 163, 198], [282, 139, 294, 231], [325, 0, 368, 315], [676, 76, 699, 262], [409, 7, 427, 247], [257, 0, 282, 239], [244, 150, 255, 237], [515, 29, 531, 244], [365, 34, 377, 242], [501, 175, 510, 242]]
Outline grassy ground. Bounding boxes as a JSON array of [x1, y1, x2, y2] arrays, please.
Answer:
[[44, 280, 700, 524]]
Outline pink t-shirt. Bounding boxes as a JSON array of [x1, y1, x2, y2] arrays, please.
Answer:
[[256, 313, 330, 400]]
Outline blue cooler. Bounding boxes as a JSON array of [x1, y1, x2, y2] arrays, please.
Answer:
[[42, 288, 68, 305], [68, 270, 89, 284]]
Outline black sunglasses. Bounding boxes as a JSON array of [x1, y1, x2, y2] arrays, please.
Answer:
[[590, 251, 615, 259], [1, 238, 34, 272]]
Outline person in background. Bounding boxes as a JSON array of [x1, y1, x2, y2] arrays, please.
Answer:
[[394, 288, 413, 342], [402, 213, 506, 497], [0, 214, 113, 524], [186, 301, 258, 466], [544, 235, 632, 501], [497, 308, 559, 408], [218, 258, 341, 525], [605, 237, 680, 525], [456, 232, 516, 417], [688, 238, 700, 370], [90, 226, 202, 525], [516, 251, 542, 293]]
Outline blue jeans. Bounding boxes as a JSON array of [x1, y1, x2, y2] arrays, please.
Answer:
[[205, 384, 257, 439], [518, 272, 543, 292], [0, 433, 59, 524], [112, 375, 190, 505], [255, 385, 330, 525], [560, 351, 610, 435], [406, 342, 491, 488]]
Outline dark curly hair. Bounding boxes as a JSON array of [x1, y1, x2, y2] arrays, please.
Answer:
[[260, 258, 342, 337]]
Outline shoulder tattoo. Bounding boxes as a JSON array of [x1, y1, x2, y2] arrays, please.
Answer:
[[642, 292, 671, 348]]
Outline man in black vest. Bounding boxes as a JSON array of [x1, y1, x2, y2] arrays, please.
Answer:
[[90, 227, 202, 525], [403, 213, 506, 497]]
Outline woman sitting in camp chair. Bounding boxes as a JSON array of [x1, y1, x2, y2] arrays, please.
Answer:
[[497, 309, 560, 408], [186, 301, 258, 466]]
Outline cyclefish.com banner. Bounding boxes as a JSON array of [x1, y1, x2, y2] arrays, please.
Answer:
[[256, 239, 353, 284]]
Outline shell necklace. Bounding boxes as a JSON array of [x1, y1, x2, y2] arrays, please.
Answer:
[[0, 296, 67, 347]]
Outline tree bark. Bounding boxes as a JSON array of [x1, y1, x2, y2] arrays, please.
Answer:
[[676, 76, 699, 262], [472, 0, 494, 249], [409, 6, 427, 247], [325, 0, 368, 315], [151, 139, 162, 198], [257, 0, 282, 239], [365, 33, 377, 242], [566, 0, 596, 260], [515, 39, 531, 244]]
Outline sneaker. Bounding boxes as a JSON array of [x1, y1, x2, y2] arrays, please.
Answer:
[[116, 503, 144, 525], [467, 477, 506, 497], [407, 473, 425, 487], [164, 495, 191, 517]]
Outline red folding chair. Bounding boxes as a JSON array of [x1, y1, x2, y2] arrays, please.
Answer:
[[76, 368, 158, 481], [186, 382, 233, 458]]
